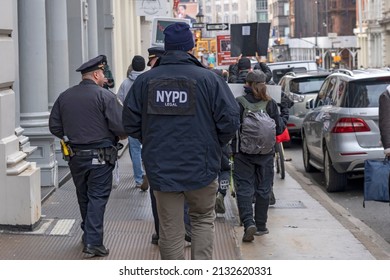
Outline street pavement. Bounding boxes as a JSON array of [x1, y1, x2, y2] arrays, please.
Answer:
[[0, 145, 389, 260]]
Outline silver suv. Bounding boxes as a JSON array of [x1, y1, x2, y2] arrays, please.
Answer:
[[279, 71, 330, 138], [301, 69, 390, 192]]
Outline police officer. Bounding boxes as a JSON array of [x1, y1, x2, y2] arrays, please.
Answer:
[[144, 46, 192, 246], [147, 46, 165, 68], [122, 22, 240, 260], [49, 55, 126, 257]]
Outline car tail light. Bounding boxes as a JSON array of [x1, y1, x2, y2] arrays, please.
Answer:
[[331, 117, 371, 133]]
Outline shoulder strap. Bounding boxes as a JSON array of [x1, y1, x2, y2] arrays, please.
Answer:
[[237, 96, 268, 113]]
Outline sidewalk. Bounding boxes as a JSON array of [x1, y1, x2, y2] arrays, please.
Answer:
[[0, 146, 389, 260]]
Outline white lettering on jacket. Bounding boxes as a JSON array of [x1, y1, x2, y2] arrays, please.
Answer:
[[156, 90, 188, 106]]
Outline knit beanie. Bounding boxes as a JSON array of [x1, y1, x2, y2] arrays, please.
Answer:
[[237, 57, 251, 70], [131, 55, 145, 72], [245, 70, 267, 83], [163, 22, 195, 51]]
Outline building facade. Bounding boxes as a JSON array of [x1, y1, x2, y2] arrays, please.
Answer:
[[200, 0, 256, 38], [355, 0, 390, 68], [269, 0, 289, 38], [0, 0, 143, 229]]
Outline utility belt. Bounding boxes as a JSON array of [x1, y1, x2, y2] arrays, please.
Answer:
[[61, 141, 123, 165]]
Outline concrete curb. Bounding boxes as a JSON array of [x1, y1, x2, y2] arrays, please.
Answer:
[[286, 161, 390, 259]]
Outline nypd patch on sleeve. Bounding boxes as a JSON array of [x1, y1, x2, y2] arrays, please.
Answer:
[[147, 78, 197, 115]]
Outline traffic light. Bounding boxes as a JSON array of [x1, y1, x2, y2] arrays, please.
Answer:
[[194, 29, 202, 46]]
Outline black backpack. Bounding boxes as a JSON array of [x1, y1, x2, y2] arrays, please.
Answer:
[[236, 96, 276, 154]]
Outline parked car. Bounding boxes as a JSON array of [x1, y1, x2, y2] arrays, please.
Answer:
[[301, 68, 390, 192], [267, 60, 318, 84], [279, 71, 330, 138]]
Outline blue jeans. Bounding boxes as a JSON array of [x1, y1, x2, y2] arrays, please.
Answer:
[[128, 136, 144, 185]]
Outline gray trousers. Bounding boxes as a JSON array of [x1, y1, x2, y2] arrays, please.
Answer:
[[154, 179, 218, 260]]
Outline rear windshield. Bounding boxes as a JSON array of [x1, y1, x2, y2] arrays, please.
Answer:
[[273, 67, 307, 84], [345, 78, 390, 108], [290, 76, 327, 94]]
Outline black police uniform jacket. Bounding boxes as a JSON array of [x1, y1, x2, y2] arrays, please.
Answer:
[[122, 50, 240, 192], [49, 79, 125, 148]]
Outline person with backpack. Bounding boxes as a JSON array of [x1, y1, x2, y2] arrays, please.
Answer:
[[228, 56, 283, 206], [232, 70, 285, 242]]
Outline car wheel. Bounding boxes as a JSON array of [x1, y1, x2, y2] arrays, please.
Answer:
[[323, 147, 347, 192], [302, 135, 316, 172]]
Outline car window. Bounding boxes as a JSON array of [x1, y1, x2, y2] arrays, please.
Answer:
[[334, 80, 347, 106], [290, 76, 327, 94], [321, 77, 337, 105], [316, 79, 329, 106], [345, 78, 390, 108], [273, 67, 308, 84], [272, 68, 292, 84]]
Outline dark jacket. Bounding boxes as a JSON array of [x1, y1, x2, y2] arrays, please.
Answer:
[[122, 50, 240, 192], [232, 86, 285, 154], [228, 63, 250, 83], [228, 61, 272, 84], [49, 79, 125, 148]]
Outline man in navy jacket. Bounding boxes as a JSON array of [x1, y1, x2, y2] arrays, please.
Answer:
[[122, 22, 240, 260]]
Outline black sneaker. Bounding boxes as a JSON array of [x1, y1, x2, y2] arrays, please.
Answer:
[[254, 228, 269, 236], [242, 225, 257, 242]]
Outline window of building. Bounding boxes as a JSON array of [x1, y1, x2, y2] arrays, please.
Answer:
[[257, 12, 268, 22], [256, 0, 268, 10], [283, 3, 289, 16], [284, 26, 290, 38], [224, 4, 229, 11]]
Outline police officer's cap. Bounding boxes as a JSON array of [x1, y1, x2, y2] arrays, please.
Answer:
[[76, 55, 107, 74], [147, 47, 165, 66]]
